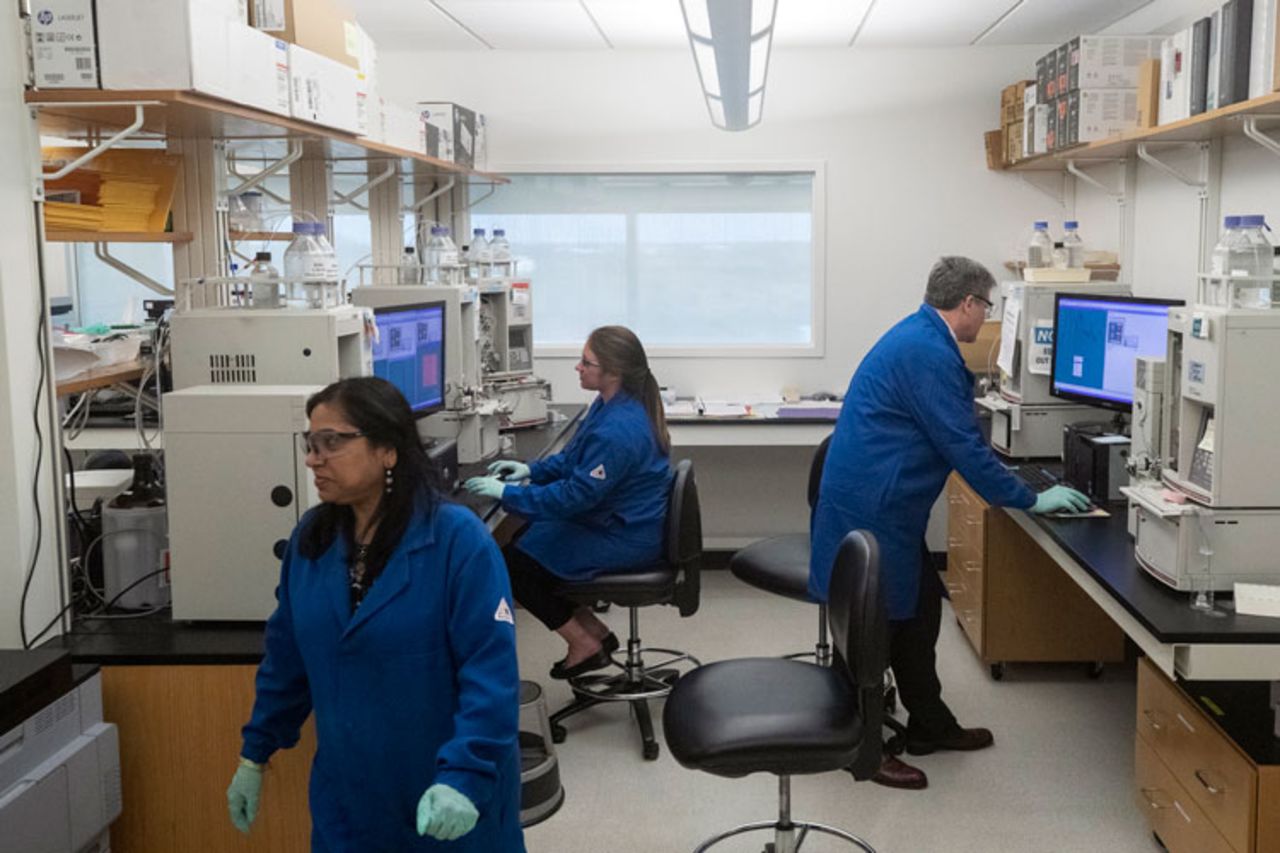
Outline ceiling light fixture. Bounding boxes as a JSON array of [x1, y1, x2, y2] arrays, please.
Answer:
[[679, 0, 778, 131]]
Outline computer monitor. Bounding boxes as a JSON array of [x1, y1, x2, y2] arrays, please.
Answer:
[[1050, 293, 1184, 412], [371, 301, 446, 417]]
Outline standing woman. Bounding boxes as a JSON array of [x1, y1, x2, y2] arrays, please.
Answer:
[[226, 377, 525, 852], [465, 325, 672, 679]]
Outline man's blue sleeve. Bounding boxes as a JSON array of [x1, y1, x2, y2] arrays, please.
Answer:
[[501, 426, 637, 520], [241, 529, 313, 763], [434, 514, 520, 810], [900, 358, 1036, 509]]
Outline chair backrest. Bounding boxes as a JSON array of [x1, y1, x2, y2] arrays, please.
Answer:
[[826, 529, 888, 781], [666, 459, 703, 617], [806, 434, 833, 510]]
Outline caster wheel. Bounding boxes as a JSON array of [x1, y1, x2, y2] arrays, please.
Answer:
[[1088, 662, 1104, 679], [643, 741, 659, 761], [592, 600, 611, 614], [764, 845, 777, 853], [550, 724, 567, 744], [990, 662, 1006, 681]]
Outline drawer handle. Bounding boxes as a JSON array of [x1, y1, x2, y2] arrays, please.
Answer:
[[1173, 800, 1192, 824], [1194, 770, 1224, 796], [1140, 787, 1171, 810], [1142, 710, 1165, 732], [1175, 712, 1196, 734], [947, 537, 964, 548], [963, 561, 981, 573]]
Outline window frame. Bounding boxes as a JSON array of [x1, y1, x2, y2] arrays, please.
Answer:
[[479, 161, 826, 359]]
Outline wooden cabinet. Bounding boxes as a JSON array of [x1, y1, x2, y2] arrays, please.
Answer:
[[1135, 658, 1280, 853], [945, 474, 1125, 676]]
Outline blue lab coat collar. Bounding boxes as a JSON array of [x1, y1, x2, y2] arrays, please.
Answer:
[[324, 504, 439, 637], [917, 303, 963, 360]]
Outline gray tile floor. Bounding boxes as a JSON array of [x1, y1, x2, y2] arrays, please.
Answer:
[[517, 571, 1160, 853]]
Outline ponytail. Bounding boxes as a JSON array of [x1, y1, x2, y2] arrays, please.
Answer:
[[586, 325, 670, 456]]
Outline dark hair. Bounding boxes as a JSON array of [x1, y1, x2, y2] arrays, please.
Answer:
[[923, 256, 996, 310], [298, 377, 442, 580], [586, 325, 670, 455]]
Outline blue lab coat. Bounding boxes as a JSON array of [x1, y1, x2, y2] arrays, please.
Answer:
[[502, 391, 672, 579], [809, 304, 1036, 619], [241, 502, 525, 853]]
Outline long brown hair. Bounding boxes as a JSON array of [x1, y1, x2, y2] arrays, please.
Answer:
[[587, 325, 670, 455]]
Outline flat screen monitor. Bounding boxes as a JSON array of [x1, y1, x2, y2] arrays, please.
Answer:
[[371, 301, 446, 417], [1050, 294, 1183, 412]]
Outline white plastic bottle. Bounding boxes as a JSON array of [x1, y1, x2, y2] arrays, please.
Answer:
[[284, 222, 339, 308], [469, 227, 490, 279], [247, 251, 280, 309], [1062, 221, 1085, 268], [425, 227, 445, 283], [438, 227, 460, 283], [400, 246, 421, 285], [1027, 221, 1053, 269], [1208, 215, 1240, 306], [1239, 215, 1273, 308], [490, 228, 511, 267]]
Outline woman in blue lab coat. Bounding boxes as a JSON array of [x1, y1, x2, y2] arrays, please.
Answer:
[[809, 257, 1085, 784], [226, 377, 525, 852], [465, 325, 673, 680]]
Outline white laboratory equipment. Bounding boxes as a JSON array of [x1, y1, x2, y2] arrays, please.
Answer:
[[164, 386, 322, 620], [170, 277, 371, 390], [479, 279, 550, 428], [1126, 356, 1165, 482], [101, 454, 169, 611], [977, 279, 1130, 459]]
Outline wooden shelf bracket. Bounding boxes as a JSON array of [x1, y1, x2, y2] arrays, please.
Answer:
[[93, 242, 174, 296], [38, 102, 151, 183], [1241, 115, 1280, 160]]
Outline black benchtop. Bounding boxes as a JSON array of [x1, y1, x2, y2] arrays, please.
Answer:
[[1015, 489, 1280, 645], [43, 405, 586, 668]]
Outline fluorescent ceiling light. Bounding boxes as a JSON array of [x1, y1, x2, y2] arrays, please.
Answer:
[[680, 0, 777, 131]]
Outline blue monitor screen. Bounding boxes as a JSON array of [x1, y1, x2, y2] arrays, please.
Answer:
[[1050, 294, 1182, 411], [372, 301, 446, 416]]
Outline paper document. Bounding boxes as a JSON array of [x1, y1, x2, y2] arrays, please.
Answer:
[[996, 288, 1021, 376], [699, 401, 751, 419], [1234, 584, 1280, 619], [1044, 506, 1111, 519], [663, 400, 700, 418]]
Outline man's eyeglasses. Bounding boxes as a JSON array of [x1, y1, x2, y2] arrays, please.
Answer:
[[301, 429, 365, 458], [970, 293, 994, 309]]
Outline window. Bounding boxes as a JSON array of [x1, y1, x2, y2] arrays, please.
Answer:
[[470, 169, 820, 354]]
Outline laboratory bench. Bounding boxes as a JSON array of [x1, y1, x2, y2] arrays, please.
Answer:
[[948, 471, 1280, 853], [40, 404, 584, 853]]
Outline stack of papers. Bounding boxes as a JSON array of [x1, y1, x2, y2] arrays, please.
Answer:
[[699, 401, 751, 419], [42, 148, 181, 233]]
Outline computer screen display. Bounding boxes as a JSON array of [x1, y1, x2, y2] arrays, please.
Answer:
[[371, 301, 446, 417], [1050, 294, 1183, 411]]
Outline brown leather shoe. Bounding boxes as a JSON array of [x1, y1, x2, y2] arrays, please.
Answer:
[[869, 754, 928, 790], [905, 726, 994, 756]]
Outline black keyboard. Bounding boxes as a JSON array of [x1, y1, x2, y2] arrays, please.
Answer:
[[1015, 466, 1060, 491]]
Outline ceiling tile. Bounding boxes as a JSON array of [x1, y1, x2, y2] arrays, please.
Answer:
[[436, 0, 608, 49], [981, 0, 1157, 45], [773, 0, 875, 47], [856, 0, 1020, 47], [581, 0, 687, 47], [354, 0, 484, 50]]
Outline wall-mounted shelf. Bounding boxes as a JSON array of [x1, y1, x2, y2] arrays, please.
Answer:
[[45, 230, 193, 243], [227, 230, 291, 242], [995, 90, 1280, 172], [26, 88, 508, 183]]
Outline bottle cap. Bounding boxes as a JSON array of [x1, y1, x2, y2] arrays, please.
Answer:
[[1053, 241, 1064, 248], [493, 228, 505, 236], [404, 246, 415, 254], [1224, 215, 1242, 227], [1034, 221, 1048, 229], [473, 228, 486, 236], [1241, 214, 1267, 227], [1063, 220, 1078, 229], [254, 251, 272, 261]]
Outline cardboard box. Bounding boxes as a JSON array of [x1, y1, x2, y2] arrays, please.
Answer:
[[1248, 0, 1280, 98], [251, 0, 358, 69], [1046, 96, 1058, 151], [380, 101, 427, 154], [984, 129, 1005, 170], [1078, 88, 1140, 142], [97, 0, 244, 96], [1066, 36, 1081, 91], [1006, 120, 1024, 163], [418, 102, 477, 167], [1001, 80, 1032, 126], [30, 0, 100, 88], [1137, 58, 1160, 127], [1159, 29, 1191, 125], [425, 122, 441, 159], [1043, 48, 1059, 100], [1056, 43, 1071, 96], [228, 27, 290, 118], [474, 113, 488, 171], [1036, 52, 1054, 102], [1073, 36, 1163, 89], [1066, 89, 1081, 146], [1026, 103, 1049, 155], [288, 44, 359, 133]]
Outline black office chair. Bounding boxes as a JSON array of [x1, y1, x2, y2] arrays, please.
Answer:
[[728, 436, 832, 664], [547, 459, 702, 761], [663, 530, 887, 853]]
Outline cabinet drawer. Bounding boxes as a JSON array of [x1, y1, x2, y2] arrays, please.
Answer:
[[1136, 736, 1235, 853], [1137, 659, 1256, 853]]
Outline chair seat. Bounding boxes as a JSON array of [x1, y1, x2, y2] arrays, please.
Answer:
[[729, 535, 814, 603], [553, 565, 678, 608], [663, 658, 861, 778]]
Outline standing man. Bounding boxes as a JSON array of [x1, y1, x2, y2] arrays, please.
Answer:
[[809, 256, 1088, 790]]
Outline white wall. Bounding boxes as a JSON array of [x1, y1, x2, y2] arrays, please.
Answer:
[[380, 46, 1062, 403], [0, 11, 63, 648]]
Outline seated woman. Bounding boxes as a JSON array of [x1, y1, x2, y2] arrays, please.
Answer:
[[465, 325, 672, 680], [228, 377, 525, 851]]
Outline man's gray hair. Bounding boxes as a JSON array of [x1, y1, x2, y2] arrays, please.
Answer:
[[924, 256, 996, 310]]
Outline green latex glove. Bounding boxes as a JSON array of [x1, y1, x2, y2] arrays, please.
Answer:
[[416, 783, 479, 841], [1031, 485, 1092, 514], [464, 476, 506, 500], [487, 460, 531, 482], [226, 762, 264, 834]]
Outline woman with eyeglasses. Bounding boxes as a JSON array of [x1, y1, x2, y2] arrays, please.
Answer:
[[464, 326, 672, 680], [226, 377, 525, 852]]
